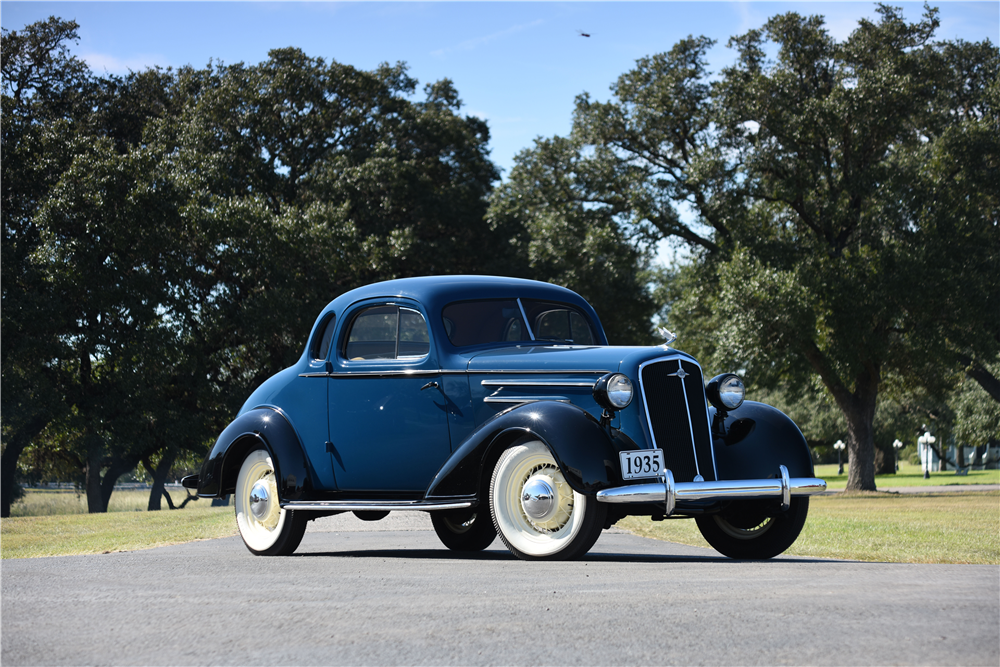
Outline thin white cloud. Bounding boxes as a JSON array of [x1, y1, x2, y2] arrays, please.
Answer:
[[734, 1, 762, 36], [431, 19, 544, 57], [82, 52, 169, 75]]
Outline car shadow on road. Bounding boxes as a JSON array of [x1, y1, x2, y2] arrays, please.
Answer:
[[585, 552, 850, 564], [290, 548, 845, 564]]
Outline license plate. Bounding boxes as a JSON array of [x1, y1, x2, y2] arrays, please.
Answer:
[[619, 449, 665, 480]]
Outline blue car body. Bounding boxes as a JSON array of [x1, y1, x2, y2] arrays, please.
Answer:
[[189, 275, 826, 560]]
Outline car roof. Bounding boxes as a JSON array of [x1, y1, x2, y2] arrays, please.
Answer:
[[322, 275, 605, 340], [326, 275, 587, 311], [300, 276, 610, 358]]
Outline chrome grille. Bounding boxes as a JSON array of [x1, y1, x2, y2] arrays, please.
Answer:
[[638, 357, 716, 482]]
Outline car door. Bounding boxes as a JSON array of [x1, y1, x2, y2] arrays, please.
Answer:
[[327, 301, 453, 493]]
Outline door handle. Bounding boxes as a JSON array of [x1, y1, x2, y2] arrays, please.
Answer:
[[420, 381, 439, 391]]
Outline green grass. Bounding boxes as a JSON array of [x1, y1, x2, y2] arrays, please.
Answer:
[[815, 461, 1000, 490], [1, 506, 237, 559], [618, 491, 1000, 564], [9, 488, 203, 517], [7, 477, 999, 563]]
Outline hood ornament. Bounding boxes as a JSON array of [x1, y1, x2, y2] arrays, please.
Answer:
[[657, 326, 677, 346]]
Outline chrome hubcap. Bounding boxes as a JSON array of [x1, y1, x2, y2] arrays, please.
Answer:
[[249, 480, 271, 520], [521, 475, 557, 521]]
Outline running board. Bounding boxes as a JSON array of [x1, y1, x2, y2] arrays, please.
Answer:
[[280, 499, 474, 512]]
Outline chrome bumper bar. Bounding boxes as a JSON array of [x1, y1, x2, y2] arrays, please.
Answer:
[[595, 465, 827, 515]]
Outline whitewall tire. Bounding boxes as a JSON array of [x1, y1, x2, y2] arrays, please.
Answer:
[[235, 447, 306, 556], [490, 440, 605, 560]]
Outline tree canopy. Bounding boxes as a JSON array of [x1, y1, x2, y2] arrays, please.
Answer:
[[1, 17, 508, 514], [3, 7, 997, 514], [500, 4, 999, 490]]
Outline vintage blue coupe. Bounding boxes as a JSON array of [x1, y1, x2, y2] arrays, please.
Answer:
[[185, 276, 826, 560]]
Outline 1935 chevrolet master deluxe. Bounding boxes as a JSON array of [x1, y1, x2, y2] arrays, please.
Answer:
[[184, 275, 826, 560]]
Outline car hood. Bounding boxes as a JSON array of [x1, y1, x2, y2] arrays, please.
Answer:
[[464, 344, 696, 375]]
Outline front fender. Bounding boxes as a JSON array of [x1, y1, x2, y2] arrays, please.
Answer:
[[196, 407, 313, 501], [711, 401, 815, 480], [425, 401, 634, 499]]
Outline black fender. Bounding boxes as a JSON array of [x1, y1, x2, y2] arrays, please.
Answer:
[[425, 401, 634, 500], [710, 401, 815, 480], [196, 407, 313, 501]]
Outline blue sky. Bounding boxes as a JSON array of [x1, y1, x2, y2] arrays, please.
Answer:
[[4, 2, 997, 179]]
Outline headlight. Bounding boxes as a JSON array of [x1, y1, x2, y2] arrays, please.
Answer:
[[706, 373, 745, 411], [593, 373, 633, 411]]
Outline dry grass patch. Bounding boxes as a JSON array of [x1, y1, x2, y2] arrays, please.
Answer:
[[1, 506, 237, 559], [9, 488, 202, 516]]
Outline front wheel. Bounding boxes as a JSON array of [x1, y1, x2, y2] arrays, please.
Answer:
[[431, 509, 497, 551], [490, 440, 606, 561], [695, 497, 809, 559], [235, 447, 307, 556]]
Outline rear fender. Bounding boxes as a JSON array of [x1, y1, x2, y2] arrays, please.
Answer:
[[425, 401, 632, 500], [196, 407, 313, 501], [711, 401, 815, 480]]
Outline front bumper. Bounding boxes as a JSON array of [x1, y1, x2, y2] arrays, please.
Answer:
[[595, 465, 827, 515]]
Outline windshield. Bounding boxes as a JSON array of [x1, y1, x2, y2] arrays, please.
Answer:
[[442, 298, 595, 347]]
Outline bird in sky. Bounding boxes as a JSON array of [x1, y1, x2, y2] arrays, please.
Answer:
[[577, 29, 591, 38]]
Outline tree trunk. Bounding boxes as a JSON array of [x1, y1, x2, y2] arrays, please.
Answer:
[[144, 447, 177, 511], [802, 344, 879, 491], [961, 358, 1000, 404], [839, 369, 879, 492], [100, 457, 139, 512], [0, 441, 28, 518], [874, 443, 896, 475], [85, 444, 105, 513], [843, 403, 878, 491], [0, 414, 50, 517]]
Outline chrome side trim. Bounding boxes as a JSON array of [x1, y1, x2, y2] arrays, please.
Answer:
[[596, 468, 827, 512], [299, 370, 451, 378], [483, 397, 571, 404], [481, 380, 596, 387], [474, 369, 611, 375], [301, 369, 611, 378], [281, 499, 474, 512]]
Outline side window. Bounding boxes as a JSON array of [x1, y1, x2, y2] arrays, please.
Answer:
[[311, 314, 337, 360], [346, 306, 397, 360], [344, 305, 430, 361], [398, 308, 430, 359]]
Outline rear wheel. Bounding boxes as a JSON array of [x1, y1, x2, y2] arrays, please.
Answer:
[[695, 497, 809, 559], [490, 440, 605, 561], [235, 448, 307, 556], [431, 509, 496, 551]]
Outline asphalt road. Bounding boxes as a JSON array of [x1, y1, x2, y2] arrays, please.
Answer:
[[3, 513, 998, 666]]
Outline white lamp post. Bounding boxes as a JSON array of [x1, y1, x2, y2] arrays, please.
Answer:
[[892, 439, 903, 472], [833, 439, 846, 475], [918, 431, 936, 480]]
